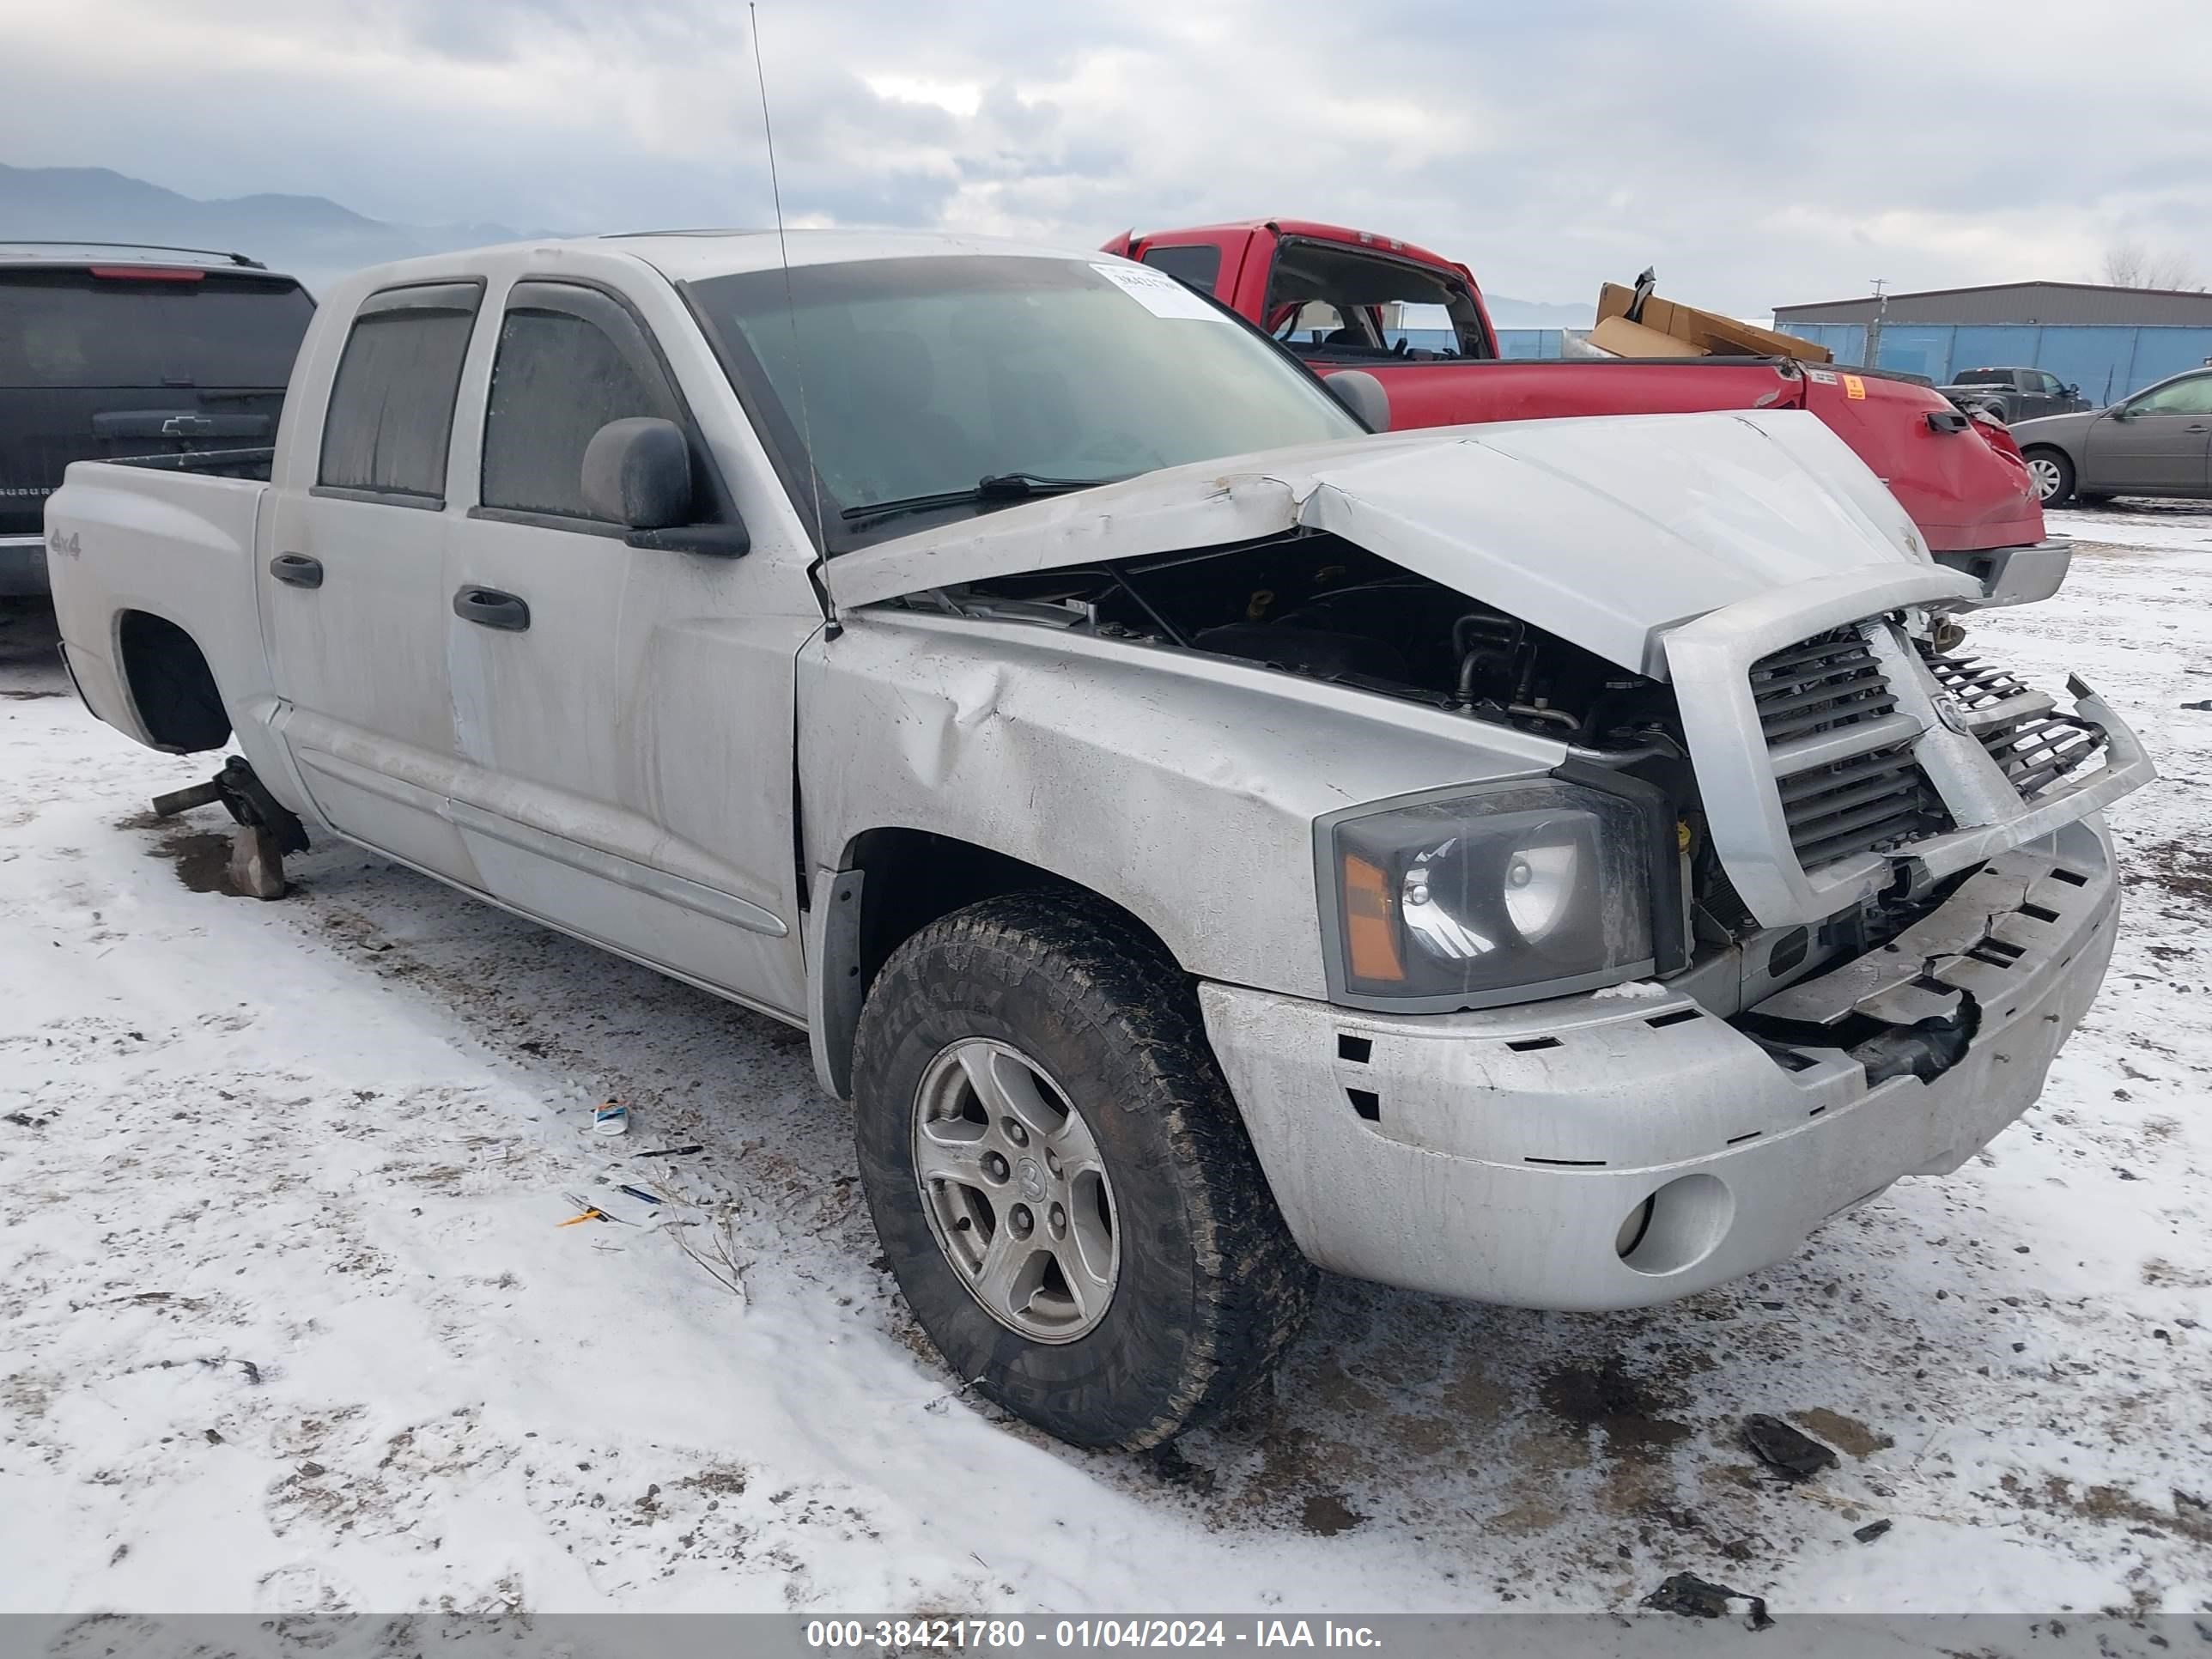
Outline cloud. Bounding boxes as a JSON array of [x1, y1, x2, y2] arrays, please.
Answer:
[[3, 0, 2209, 311]]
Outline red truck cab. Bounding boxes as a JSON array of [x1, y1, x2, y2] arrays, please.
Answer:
[[1103, 219, 2047, 560]]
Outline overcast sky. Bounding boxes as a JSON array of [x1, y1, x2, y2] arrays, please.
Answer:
[[5, 0, 2209, 313]]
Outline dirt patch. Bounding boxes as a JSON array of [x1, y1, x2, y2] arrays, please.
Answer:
[[680, 1464, 750, 1498], [1790, 1407, 1893, 1460], [2141, 1257, 2212, 1290], [1537, 1355, 1692, 1456], [2124, 839, 2212, 906], [1299, 1492, 1365, 1536], [2002, 1472, 2212, 1547], [153, 828, 235, 896], [117, 810, 235, 895]]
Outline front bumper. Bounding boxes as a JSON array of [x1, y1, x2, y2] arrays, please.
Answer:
[[1201, 817, 2118, 1310], [0, 533, 48, 599], [1934, 538, 2070, 609]]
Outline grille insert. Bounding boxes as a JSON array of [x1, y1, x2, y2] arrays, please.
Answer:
[[1922, 650, 2108, 799], [1754, 629, 1947, 870], [1749, 629, 1896, 744], [1775, 742, 1948, 868]]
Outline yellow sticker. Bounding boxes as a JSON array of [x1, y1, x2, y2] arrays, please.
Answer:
[[1842, 374, 1867, 400]]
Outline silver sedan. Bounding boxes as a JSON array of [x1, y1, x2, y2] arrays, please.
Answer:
[[2012, 367, 2212, 504]]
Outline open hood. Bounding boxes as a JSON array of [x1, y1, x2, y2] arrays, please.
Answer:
[[823, 410, 1954, 679]]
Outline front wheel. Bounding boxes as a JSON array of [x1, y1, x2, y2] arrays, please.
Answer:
[[2024, 447, 2075, 506], [852, 892, 1316, 1449]]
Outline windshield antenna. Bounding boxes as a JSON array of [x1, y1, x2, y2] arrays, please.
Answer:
[[750, 3, 836, 635]]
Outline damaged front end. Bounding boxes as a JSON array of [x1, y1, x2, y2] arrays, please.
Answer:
[[806, 410, 2150, 1309], [830, 411, 2148, 1095]]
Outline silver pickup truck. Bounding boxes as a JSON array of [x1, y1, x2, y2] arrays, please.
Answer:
[[44, 231, 2151, 1449]]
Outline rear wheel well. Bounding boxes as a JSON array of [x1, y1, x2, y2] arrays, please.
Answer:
[[117, 611, 230, 752], [820, 829, 1180, 1097]]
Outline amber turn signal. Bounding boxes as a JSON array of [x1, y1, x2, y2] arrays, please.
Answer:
[[1341, 853, 1406, 983]]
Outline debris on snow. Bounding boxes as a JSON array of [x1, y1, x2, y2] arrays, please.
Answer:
[[1743, 1414, 1839, 1481], [1641, 1572, 1774, 1629]]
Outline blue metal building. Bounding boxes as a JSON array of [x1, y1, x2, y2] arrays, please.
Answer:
[[1772, 281, 2212, 404]]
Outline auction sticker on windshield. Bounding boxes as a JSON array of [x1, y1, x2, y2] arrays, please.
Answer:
[[1091, 263, 1230, 322]]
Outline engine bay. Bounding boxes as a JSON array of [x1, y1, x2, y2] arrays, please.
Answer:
[[939, 530, 1685, 756]]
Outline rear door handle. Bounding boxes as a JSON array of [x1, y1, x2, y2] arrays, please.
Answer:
[[269, 553, 323, 588], [453, 586, 530, 631]]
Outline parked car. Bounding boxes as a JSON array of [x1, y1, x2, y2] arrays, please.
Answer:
[[1937, 367, 2090, 425], [2013, 367, 2212, 504], [44, 232, 2149, 1449], [1, 242, 313, 598], [1104, 219, 2054, 580]]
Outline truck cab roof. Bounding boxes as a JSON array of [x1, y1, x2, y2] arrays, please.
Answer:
[[1112, 218, 1469, 277], [313, 228, 1136, 301]]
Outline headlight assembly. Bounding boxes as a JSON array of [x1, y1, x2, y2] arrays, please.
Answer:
[[1320, 779, 1662, 1009]]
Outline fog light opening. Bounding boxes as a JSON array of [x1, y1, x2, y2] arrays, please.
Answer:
[[1613, 1196, 1656, 1259], [1616, 1173, 1734, 1277]]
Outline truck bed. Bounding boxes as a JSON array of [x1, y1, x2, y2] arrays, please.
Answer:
[[43, 456, 274, 750]]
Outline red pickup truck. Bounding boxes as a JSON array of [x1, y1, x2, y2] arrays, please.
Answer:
[[1103, 218, 2048, 563]]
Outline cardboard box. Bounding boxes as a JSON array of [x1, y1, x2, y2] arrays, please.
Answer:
[[1592, 283, 1832, 362]]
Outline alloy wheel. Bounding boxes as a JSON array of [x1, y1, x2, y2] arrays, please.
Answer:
[[911, 1037, 1120, 1342]]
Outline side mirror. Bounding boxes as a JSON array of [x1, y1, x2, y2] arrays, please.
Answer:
[[1325, 369, 1392, 432], [582, 417, 693, 530]]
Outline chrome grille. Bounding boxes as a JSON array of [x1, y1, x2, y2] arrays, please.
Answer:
[[1922, 648, 2108, 799], [1754, 628, 1948, 871]]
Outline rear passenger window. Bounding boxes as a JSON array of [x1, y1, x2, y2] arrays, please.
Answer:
[[317, 282, 481, 502], [1139, 244, 1223, 295], [480, 285, 683, 522]]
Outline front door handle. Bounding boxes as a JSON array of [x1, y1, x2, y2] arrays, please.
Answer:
[[270, 553, 323, 588], [453, 585, 530, 631]]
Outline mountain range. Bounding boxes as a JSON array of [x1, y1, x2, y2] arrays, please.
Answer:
[[0, 164, 548, 291], [1, 162, 1593, 323]]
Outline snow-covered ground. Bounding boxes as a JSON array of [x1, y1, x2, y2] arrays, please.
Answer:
[[3, 502, 2208, 1621]]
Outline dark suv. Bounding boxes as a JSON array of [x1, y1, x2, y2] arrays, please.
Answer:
[[2, 244, 313, 597], [1936, 366, 2089, 425]]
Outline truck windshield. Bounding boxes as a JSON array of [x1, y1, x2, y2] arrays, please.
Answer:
[[684, 254, 1364, 551]]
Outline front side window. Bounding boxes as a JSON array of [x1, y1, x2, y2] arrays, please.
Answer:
[[318, 283, 481, 501], [686, 255, 1363, 550], [2129, 374, 2212, 416], [480, 286, 682, 520]]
